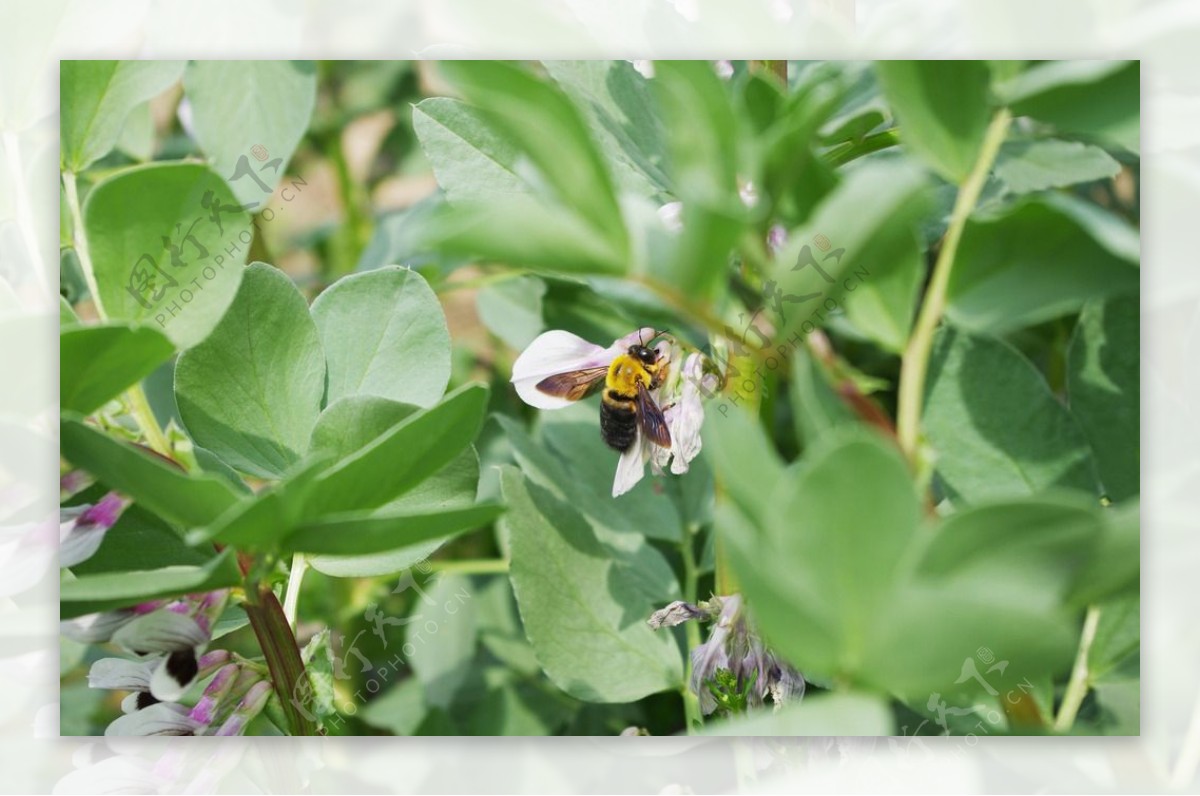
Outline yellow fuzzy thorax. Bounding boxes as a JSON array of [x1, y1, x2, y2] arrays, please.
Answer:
[[606, 353, 657, 397]]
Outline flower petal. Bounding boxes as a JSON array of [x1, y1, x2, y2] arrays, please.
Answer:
[[88, 657, 156, 691], [612, 430, 648, 498], [647, 601, 705, 629], [61, 610, 137, 644], [105, 702, 202, 736], [112, 609, 208, 655], [59, 493, 131, 568], [212, 680, 273, 736], [150, 648, 201, 702], [511, 330, 610, 410], [669, 353, 708, 475]]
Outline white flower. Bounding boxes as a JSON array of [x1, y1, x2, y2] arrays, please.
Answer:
[[511, 330, 713, 500], [511, 327, 655, 410]]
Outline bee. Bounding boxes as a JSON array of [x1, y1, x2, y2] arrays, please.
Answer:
[[535, 332, 672, 453]]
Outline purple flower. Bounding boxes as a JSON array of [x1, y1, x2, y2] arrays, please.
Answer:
[[649, 594, 805, 716], [59, 492, 131, 568]]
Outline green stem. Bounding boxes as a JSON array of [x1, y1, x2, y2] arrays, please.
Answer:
[[282, 552, 308, 628], [62, 170, 105, 318], [896, 108, 1012, 460], [1054, 604, 1101, 732], [243, 581, 319, 736], [425, 558, 509, 575], [679, 527, 703, 734], [824, 128, 901, 168], [125, 382, 172, 457]]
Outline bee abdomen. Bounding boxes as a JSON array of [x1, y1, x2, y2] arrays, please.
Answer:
[[600, 399, 638, 453]]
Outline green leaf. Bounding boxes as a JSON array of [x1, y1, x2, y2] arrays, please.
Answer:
[[723, 429, 1088, 699], [361, 677, 428, 736], [702, 692, 893, 736], [1070, 500, 1138, 606], [995, 139, 1121, 194], [310, 266, 450, 408], [702, 400, 785, 526], [60, 323, 174, 414], [422, 196, 625, 275], [83, 162, 251, 348], [476, 275, 546, 351], [771, 158, 929, 341], [1068, 294, 1139, 502], [187, 456, 330, 548], [789, 345, 856, 448], [115, 101, 155, 161], [841, 240, 922, 353], [182, 60, 318, 205], [499, 466, 683, 703], [61, 549, 240, 619], [652, 60, 743, 298], [1000, 60, 1139, 153], [875, 60, 993, 182], [543, 60, 671, 198], [60, 60, 185, 172], [307, 396, 484, 577], [924, 326, 1099, 503], [946, 196, 1139, 334], [407, 574, 478, 709], [438, 61, 626, 251], [303, 383, 489, 516], [281, 504, 502, 556], [60, 296, 81, 328], [60, 415, 242, 528], [412, 97, 529, 202], [70, 504, 213, 576], [175, 262, 326, 478]]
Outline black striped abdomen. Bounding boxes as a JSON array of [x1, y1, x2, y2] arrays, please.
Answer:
[[600, 391, 638, 452]]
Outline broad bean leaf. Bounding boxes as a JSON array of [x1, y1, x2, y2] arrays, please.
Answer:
[[183, 60, 318, 205], [407, 574, 478, 709], [61, 550, 240, 619], [999, 60, 1139, 153], [175, 263, 326, 478], [60, 415, 242, 528], [311, 266, 450, 408], [1068, 294, 1140, 502], [875, 60, 993, 183], [923, 326, 1100, 503], [946, 196, 1139, 334], [995, 138, 1121, 194], [499, 466, 683, 703], [412, 97, 529, 202], [61, 60, 185, 172], [60, 323, 174, 415], [83, 163, 251, 348]]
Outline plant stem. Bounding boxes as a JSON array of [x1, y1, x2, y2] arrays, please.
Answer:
[[679, 526, 703, 734], [62, 170, 105, 318], [1054, 605, 1101, 732], [825, 128, 901, 168], [895, 108, 1011, 461], [425, 558, 509, 575], [282, 552, 308, 627], [243, 580, 319, 736], [125, 382, 172, 457]]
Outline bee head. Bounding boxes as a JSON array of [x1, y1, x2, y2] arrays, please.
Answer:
[[628, 344, 658, 365]]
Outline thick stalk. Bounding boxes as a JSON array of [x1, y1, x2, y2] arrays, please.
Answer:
[[1054, 605, 1101, 732], [896, 108, 1011, 460], [243, 581, 319, 736]]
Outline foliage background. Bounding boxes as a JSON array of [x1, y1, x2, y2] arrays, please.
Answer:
[[58, 59, 1138, 738]]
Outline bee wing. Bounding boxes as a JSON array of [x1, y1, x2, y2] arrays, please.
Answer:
[[535, 367, 608, 401], [636, 381, 672, 449]]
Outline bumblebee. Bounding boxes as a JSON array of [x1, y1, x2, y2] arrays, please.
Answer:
[[535, 335, 672, 453]]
